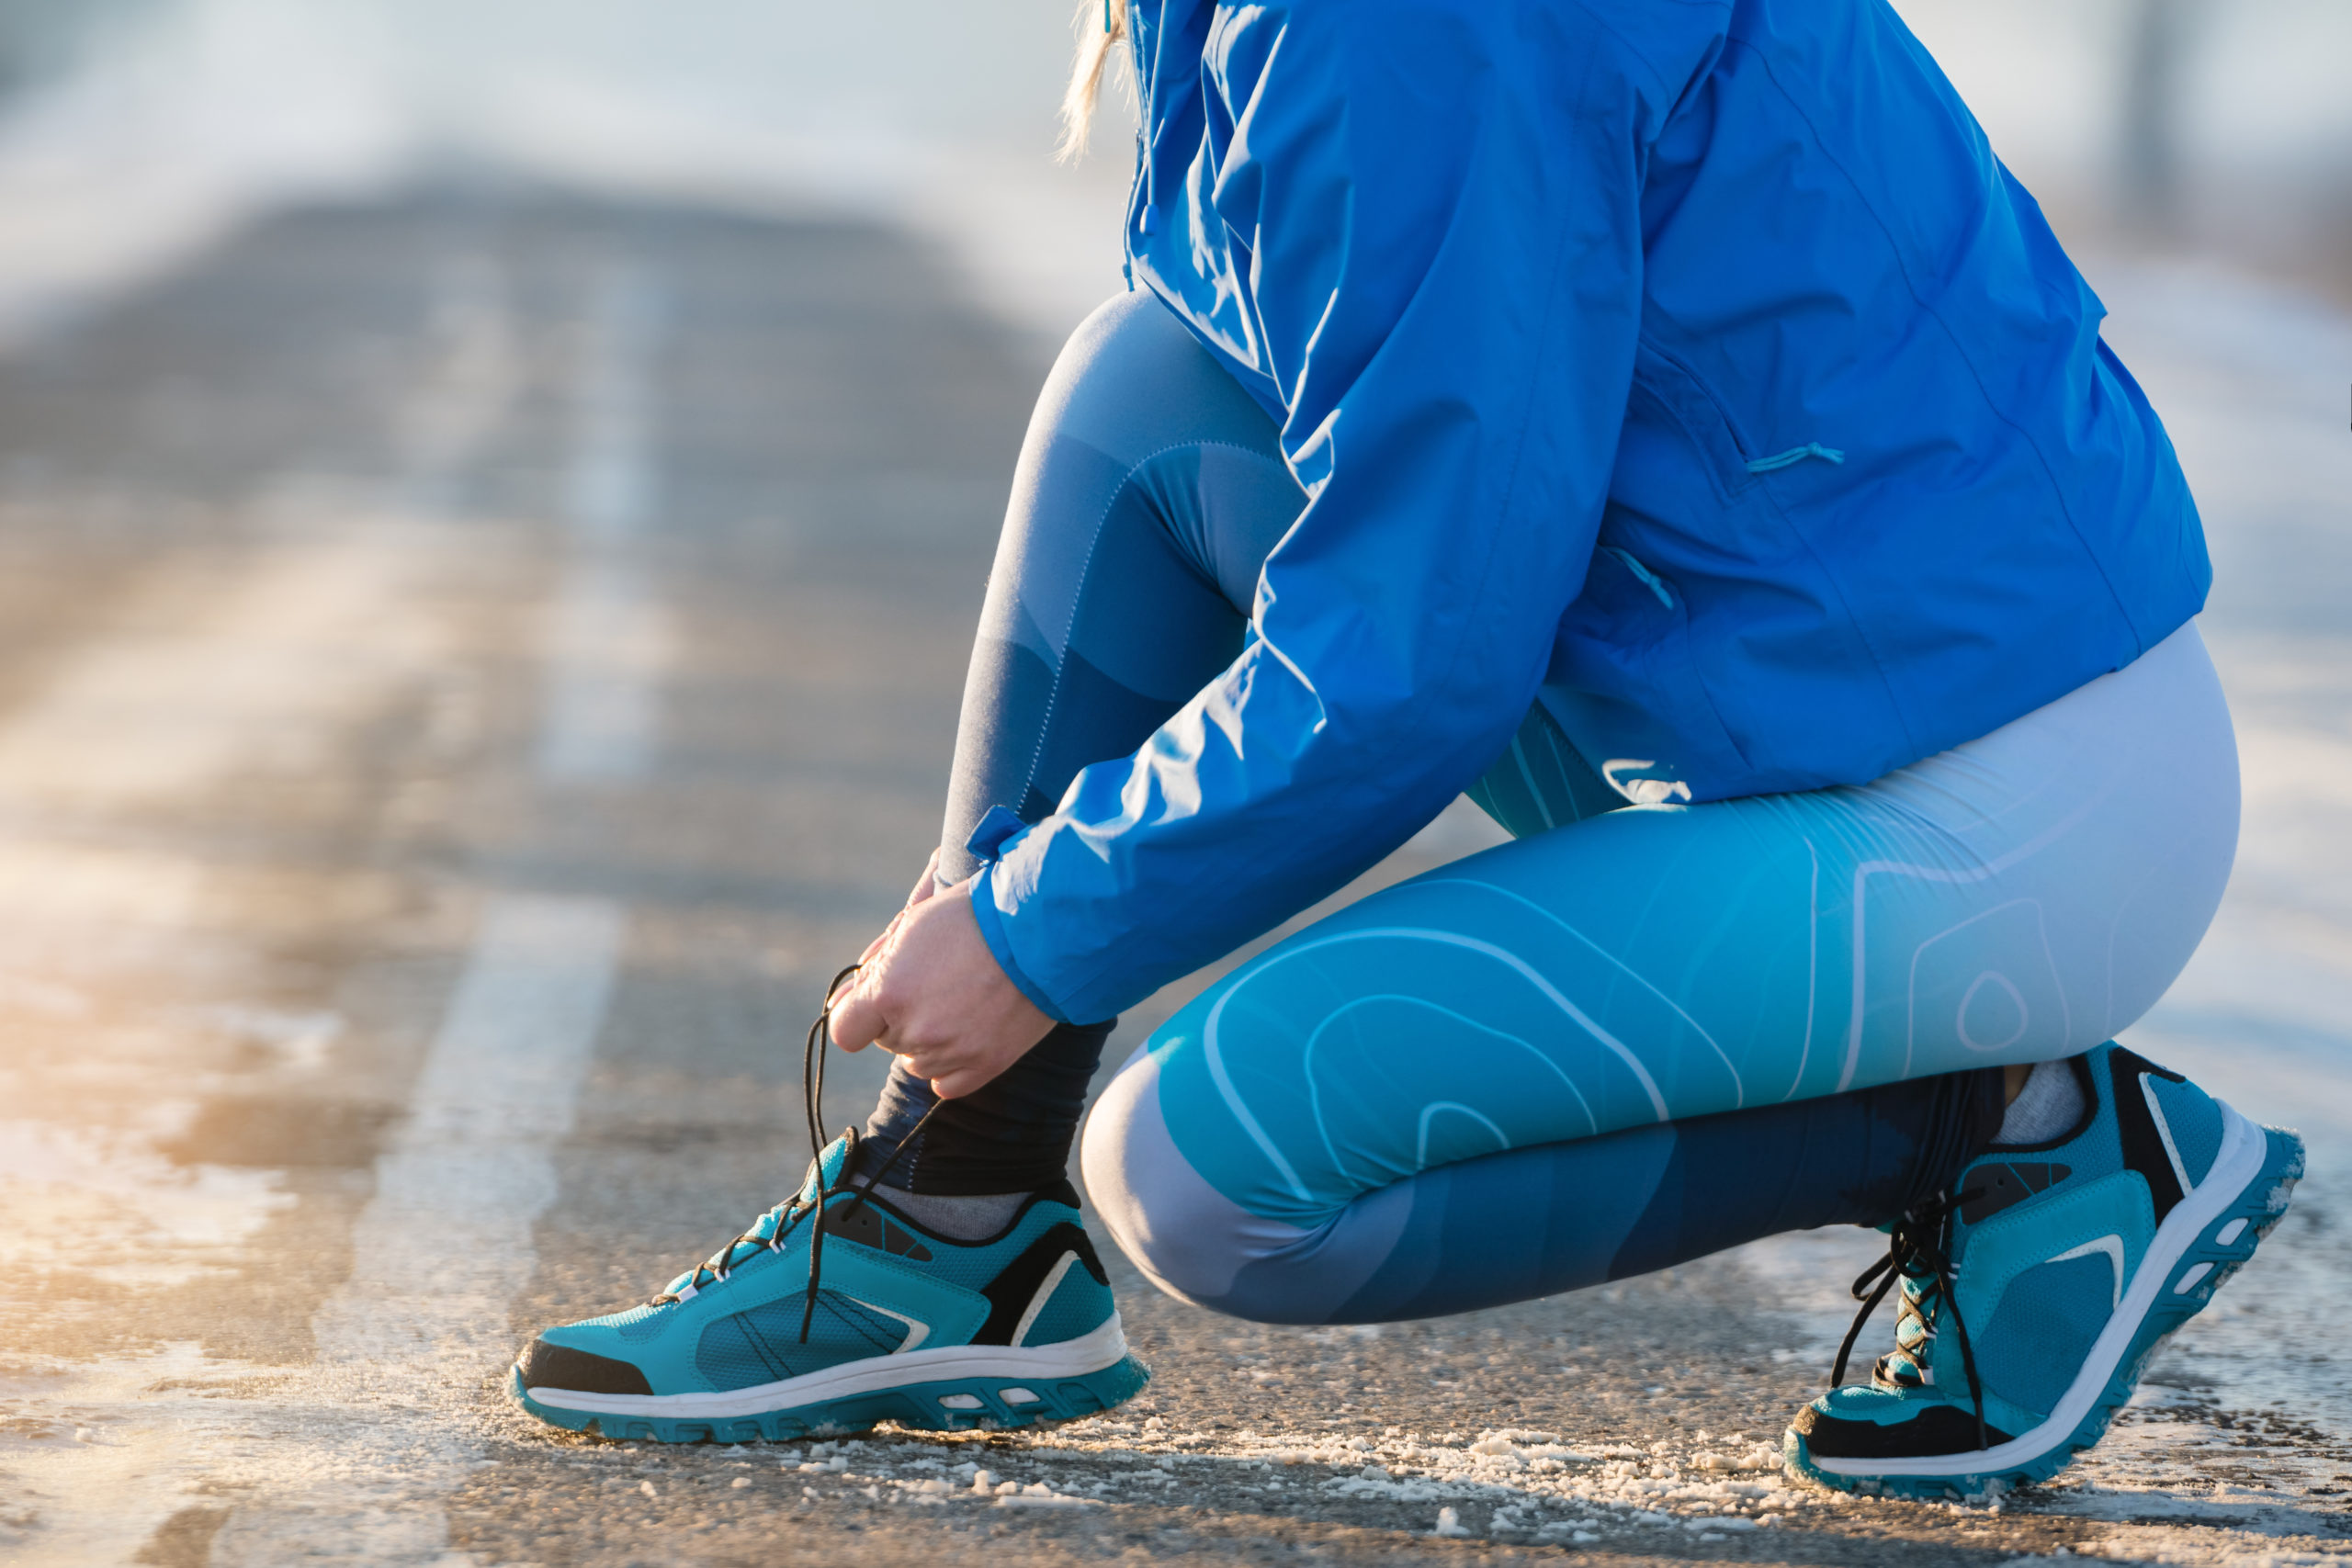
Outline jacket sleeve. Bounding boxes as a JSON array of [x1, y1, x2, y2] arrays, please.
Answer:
[[970, 0, 1686, 1025]]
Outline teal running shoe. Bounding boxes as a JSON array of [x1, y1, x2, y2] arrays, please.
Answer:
[[1785, 1042, 2301, 1498], [511, 1131, 1149, 1442]]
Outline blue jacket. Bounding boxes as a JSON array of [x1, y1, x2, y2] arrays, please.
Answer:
[[971, 0, 2209, 1026]]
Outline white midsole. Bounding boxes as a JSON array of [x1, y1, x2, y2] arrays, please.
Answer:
[[522, 1314, 1130, 1420], [1811, 1100, 2268, 1478]]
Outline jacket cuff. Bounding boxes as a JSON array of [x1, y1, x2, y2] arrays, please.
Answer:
[[966, 863, 1070, 1024]]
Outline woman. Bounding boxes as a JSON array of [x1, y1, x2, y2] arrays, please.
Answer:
[[510, 0, 2301, 1497]]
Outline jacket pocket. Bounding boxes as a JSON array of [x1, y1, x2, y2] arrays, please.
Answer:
[[1553, 542, 1753, 801], [1627, 341, 1758, 505]]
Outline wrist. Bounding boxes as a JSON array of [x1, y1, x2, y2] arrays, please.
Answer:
[[966, 863, 1070, 1024]]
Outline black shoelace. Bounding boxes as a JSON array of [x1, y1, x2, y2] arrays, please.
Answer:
[[1830, 1186, 1991, 1452], [651, 962, 947, 1345]]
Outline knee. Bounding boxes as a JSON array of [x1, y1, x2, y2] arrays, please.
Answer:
[[1080, 1044, 1406, 1325], [1079, 1045, 1237, 1304], [1080, 1046, 1304, 1317], [1053, 289, 1216, 407], [1042, 290, 1284, 471]]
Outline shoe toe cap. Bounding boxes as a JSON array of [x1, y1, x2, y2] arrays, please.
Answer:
[[1789, 1391, 2014, 1461], [516, 1336, 655, 1396]]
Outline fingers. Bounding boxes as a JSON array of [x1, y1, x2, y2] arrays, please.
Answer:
[[882, 1053, 980, 1100], [925, 1066, 988, 1100], [826, 970, 885, 1055], [828, 983, 983, 1095], [819, 889, 1049, 1100]]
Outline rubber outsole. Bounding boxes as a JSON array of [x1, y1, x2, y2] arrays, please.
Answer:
[[511, 1352, 1151, 1445], [1784, 1120, 2304, 1499]]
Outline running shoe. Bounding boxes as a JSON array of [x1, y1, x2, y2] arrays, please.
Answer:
[[1784, 1042, 2301, 1498], [511, 1131, 1149, 1442]]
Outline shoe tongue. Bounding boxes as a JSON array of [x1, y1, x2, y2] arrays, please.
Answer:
[[659, 1196, 798, 1299], [798, 1131, 855, 1204], [1888, 1272, 1945, 1380]]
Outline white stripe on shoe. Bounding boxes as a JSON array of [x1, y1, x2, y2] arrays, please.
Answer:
[[2141, 1073, 2197, 1198], [1012, 1252, 1081, 1348]]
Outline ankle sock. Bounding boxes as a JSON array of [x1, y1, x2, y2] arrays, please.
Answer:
[[1997, 1058, 2086, 1145], [874, 1184, 1029, 1242]]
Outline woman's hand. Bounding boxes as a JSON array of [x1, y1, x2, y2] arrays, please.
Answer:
[[828, 866, 1055, 1099]]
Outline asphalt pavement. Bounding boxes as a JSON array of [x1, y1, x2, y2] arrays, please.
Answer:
[[0, 188, 2346, 1567]]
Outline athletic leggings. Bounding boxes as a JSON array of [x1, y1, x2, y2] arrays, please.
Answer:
[[865, 292, 2241, 1325]]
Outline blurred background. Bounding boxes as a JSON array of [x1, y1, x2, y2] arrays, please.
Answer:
[[0, 0, 2345, 346], [1908, 0, 2352, 288]]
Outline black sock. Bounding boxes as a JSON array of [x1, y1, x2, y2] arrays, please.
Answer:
[[857, 1019, 1114, 1195]]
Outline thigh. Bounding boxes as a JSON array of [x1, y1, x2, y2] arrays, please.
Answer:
[[937, 293, 1306, 874], [1136, 793, 1848, 1229], [1115, 627, 2236, 1229]]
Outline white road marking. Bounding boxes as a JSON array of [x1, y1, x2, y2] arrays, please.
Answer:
[[0, 250, 673, 1563], [313, 895, 625, 1369], [537, 261, 672, 784], [212, 263, 666, 1562], [212, 895, 625, 1565], [0, 526, 454, 824], [398, 254, 520, 511]]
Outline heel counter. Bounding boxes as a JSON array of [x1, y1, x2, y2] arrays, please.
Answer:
[[2142, 1073, 2224, 1190], [977, 1220, 1114, 1347], [1016, 1252, 1116, 1348], [2107, 1047, 2189, 1219]]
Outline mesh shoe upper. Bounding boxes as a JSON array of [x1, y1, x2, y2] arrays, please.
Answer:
[[520, 1134, 1116, 1399]]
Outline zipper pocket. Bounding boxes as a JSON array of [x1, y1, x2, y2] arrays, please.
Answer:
[[1599, 546, 1674, 609]]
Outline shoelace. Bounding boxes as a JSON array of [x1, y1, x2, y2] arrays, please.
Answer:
[[791, 963, 948, 1340], [1829, 1186, 1991, 1452], [652, 962, 947, 1347]]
